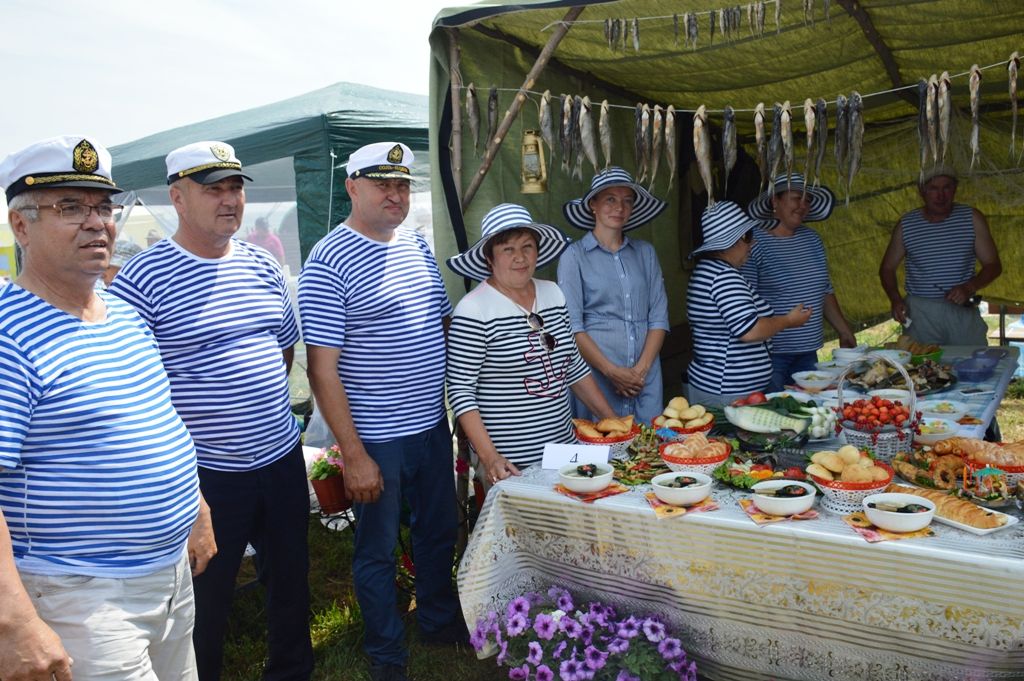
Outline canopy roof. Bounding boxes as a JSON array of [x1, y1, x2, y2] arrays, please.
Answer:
[[427, 0, 1024, 330], [112, 82, 429, 259]]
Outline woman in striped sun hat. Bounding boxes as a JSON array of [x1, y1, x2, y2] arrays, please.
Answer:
[[557, 167, 670, 424], [744, 173, 857, 392], [686, 201, 811, 408]]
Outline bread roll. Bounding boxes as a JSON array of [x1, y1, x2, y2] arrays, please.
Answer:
[[884, 483, 1007, 529], [662, 407, 680, 420], [869, 465, 891, 482], [806, 463, 834, 480], [841, 465, 872, 483], [837, 445, 861, 466], [576, 423, 603, 439], [663, 418, 684, 428], [668, 396, 689, 412], [819, 452, 845, 473]]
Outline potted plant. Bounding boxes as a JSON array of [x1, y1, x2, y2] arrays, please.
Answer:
[[308, 444, 350, 514]]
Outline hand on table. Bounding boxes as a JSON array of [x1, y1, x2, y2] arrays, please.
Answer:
[[0, 615, 73, 681]]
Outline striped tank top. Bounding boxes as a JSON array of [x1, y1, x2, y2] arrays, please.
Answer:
[[901, 203, 976, 299]]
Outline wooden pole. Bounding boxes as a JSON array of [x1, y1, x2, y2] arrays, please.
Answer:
[[447, 28, 464, 204], [460, 5, 585, 212]]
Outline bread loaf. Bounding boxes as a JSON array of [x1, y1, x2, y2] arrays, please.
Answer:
[[884, 483, 1007, 529]]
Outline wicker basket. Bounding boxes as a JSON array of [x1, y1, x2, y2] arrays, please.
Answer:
[[575, 424, 640, 460], [659, 440, 731, 475], [836, 353, 919, 463], [809, 462, 895, 514]]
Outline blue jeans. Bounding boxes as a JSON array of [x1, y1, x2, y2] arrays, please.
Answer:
[[768, 351, 820, 393], [193, 440, 313, 681], [354, 418, 460, 667]]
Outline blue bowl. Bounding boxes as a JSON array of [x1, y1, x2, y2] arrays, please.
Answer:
[[955, 357, 997, 382]]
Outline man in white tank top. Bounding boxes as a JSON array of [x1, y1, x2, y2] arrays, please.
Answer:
[[879, 165, 1001, 346]]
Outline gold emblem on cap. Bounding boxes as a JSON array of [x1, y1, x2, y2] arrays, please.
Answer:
[[72, 140, 100, 174], [387, 144, 404, 164], [210, 144, 231, 161]]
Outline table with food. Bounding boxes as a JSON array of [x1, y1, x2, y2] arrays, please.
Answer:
[[457, 343, 1024, 681]]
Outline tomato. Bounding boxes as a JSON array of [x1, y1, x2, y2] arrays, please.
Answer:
[[731, 397, 748, 406], [783, 467, 806, 480], [746, 392, 767, 405]]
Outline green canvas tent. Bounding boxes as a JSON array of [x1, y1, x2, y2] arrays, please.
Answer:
[[111, 81, 429, 264], [427, 0, 1024, 378]]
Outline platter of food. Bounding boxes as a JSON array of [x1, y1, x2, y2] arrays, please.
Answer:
[[845, 358, 956, 395], [611, 426, 670, 486], [885, 483, 1018, 535], [712, 455, 806, 490]]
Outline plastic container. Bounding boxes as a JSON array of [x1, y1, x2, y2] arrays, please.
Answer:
[[954, 357, 997, 382]]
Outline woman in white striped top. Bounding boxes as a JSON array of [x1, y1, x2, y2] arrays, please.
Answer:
[[447, 204, 617, 484], [687, 202, 811, 408]]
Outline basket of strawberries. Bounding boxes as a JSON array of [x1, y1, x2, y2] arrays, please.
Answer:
[[836, 353, 920, 462]]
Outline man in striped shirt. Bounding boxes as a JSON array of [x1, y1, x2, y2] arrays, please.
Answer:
[[299, 142, 461, 681], [108, 142, 312, 681], [0, 136, 211, 681], [880, 166, 1001, 346]]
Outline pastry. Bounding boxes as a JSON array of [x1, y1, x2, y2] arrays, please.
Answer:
[[884, 483, 1007, 529]]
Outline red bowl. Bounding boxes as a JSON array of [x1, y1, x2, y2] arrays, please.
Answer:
[[659, 439, 731, 467], [809, 461, 895, 490]]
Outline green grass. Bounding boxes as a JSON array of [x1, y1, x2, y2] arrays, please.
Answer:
[[223, 519, 499, 681]]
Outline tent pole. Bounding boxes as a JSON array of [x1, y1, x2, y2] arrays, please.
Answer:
[[447, 28, 464, 204], [835, 0, 915, 106], [461, 5, 585, 212]]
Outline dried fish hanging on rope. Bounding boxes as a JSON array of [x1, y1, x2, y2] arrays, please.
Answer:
[[969, 65, 982, 170], [1009, 52, 1020, 161], [634, 103, 644, 179], [754, 102, 769, 189], [768, 102, 784, 187], [561, 94, 573, 175], [640, 103, 652, 183], [802, 98, 815, 194], [723, 105, 737, 195], [665, 105, 678, 191], [693, 104, 715, 206], [571, 95, 584, 181], [486, 86, 498, 149], [845, 91, 864, 206], [937, 71, 952, 164], [834, 93, 849, 181], [917, 79, 931, 182], [539, 90, 554, 170], [579, 96, 600, 175], [599, 100, 613, 170], [781, 100, 794, 186], [466, 83, 480, 158], [813, 98, 827, 187], [649, 104, 664, 190], [926, 75, 939, 165]]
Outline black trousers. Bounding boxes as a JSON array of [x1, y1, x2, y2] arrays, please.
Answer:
[[193, 440, 313, 681]]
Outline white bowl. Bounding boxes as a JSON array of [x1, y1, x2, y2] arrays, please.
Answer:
[[873, 349, 912, 366], [862, 493, 935, 533], [558, 462, 614, 493], [914, 417, 960, 446], [751, 479, 817, 516], [765, 390, 815, 404], [867, 389, 913, 406], [917, 399, 968, 422], [792, 370, 838, 391], [816, 360, 843, 372], [833, 346, 869, 361], [650, 471, 713, 506]]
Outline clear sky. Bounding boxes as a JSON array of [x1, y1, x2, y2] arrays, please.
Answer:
[[1, 0, 462, 156]]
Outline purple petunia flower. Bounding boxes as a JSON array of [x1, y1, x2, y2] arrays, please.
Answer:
[[642, 618, 667, 643], [559, 617, 583, 639], [614, 671, 640, 681], [533, 613, 557, 640], [658, 637, 684, 660], [607, 637, 629, 654], [559, 658, 583, 681], [583, 645, 608, 670], [536, 664, 554, 681], [556, 592, 575, 612], [496, 639, 509, 666], [506, 612, 528, 636], [615, 617, 641, 639], [553, 641, 567, 659], [508, 664, 529, 680], [507, 596, 531, 620], [469, 625, 487, 651], [527, 641, 543, 666], [684, 660, 698, 681]]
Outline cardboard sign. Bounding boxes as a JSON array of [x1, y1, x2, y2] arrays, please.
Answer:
[[542, 442, 610, 470]]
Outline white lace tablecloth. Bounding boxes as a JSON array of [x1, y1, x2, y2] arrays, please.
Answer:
[[458, 466, 1024, 681]]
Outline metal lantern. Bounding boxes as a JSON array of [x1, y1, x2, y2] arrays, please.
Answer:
[[520, 129, 547, 194]]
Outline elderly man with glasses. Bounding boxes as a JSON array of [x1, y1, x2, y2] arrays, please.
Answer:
[[0, 136, 212, 681]]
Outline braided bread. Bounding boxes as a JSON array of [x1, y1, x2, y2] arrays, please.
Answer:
[[885, 484, 1007, 529]]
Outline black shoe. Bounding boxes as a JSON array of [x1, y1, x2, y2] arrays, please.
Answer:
[[369, 663, 409, 681], [420, 619, 470, 647]]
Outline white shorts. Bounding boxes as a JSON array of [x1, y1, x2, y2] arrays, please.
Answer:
[[19, 551, 197, 681]]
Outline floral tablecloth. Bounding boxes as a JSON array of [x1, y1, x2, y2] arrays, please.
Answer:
[[458, 464, 1024, 681]]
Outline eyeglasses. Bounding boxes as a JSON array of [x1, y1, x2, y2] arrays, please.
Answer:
[[29, 202, 123, 224], [526, 312, 558, 352]]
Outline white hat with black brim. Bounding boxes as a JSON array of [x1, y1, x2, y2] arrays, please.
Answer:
[[165, 141, 253, 185], [0, 136, 121, 201], [562, 166, 667, 232], [446, 203, 571, 281], [747, 172, 835, 226], [689, 201, 760, 258]]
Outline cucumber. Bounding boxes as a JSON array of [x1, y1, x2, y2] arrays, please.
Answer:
[[724, 405, 809, 434]]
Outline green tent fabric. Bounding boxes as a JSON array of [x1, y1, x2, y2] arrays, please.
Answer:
[[111, 82, 429, 260], [428, 0, 1024, 336]]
